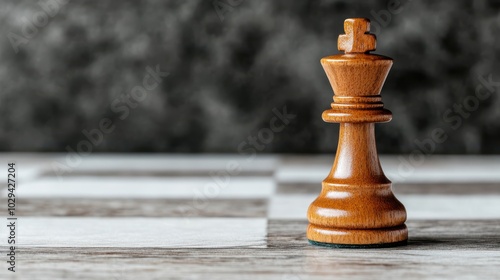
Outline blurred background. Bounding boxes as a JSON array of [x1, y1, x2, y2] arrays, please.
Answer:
[[0, 0, 498, 154]]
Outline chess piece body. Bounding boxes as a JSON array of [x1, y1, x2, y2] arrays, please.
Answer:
[[307, 18, 408, 247]]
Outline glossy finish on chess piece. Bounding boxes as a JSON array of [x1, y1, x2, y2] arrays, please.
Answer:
[[307, 18, 408, 247]]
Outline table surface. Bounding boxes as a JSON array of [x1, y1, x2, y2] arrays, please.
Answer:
[[1, 154, 500, 279]]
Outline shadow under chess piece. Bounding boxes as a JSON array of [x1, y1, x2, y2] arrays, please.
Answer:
[[307, 18, 408, 248]]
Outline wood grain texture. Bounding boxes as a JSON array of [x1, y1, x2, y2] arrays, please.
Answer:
[[0, 154, 498, 279], [3, 198, 267, 217], [13, 177, 275, 198], [1, 217, 267, 248], [276, 155, 500, 184], [278, 182, 500, 195], [1, 220, 499, 280], [308, 18, 406, 246]]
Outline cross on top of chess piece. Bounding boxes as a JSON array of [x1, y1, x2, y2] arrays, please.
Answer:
[[338, 18, 376, 53]]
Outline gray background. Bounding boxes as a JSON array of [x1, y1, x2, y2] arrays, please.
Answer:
[[0, 0, 499, 154]]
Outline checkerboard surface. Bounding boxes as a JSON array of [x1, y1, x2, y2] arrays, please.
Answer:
[[1, 154, 500, 279]]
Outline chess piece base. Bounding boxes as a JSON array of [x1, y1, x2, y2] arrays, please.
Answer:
[[307, 224, 408, 247], [308, 239, 407, 249]]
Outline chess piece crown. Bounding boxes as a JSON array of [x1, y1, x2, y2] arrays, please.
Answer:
[[307, 18, 408, 248], [322, 18, 393, 123]]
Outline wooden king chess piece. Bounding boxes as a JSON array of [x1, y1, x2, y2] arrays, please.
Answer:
[[307, 18, 408, 247]]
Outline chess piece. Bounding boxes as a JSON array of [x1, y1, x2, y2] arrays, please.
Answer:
[[307, 18, 408, 247]]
